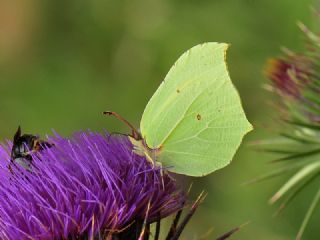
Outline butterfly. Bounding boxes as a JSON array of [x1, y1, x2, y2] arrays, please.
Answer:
[[105, 42, 252, 176]]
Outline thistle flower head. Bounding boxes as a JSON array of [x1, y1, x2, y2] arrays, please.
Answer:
[[265, 42, 320, 124], [0, 131, 185, 239], [261, 21, 320, 239], [265, 57, 311, 98]]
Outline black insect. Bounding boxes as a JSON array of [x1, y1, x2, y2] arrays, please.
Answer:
[[10, 126, 53, 170]]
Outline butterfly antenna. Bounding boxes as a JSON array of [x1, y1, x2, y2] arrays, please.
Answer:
[[103, 111, 141, 140]]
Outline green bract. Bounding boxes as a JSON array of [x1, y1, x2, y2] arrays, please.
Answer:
[[139, 42, 252, 176]]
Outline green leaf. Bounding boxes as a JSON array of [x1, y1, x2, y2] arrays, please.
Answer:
[[243, 160, 310, 185], [262, 149, 300, 155], [270, 161, 320, 204], [296, 185, 320, 240], [249, 137, 298, 146], [140, 43, 252, 176], [271, 148, 320, 163], [275, 174, 319, 216], [286, 120, 320, 131], [280, 133, 319, 144]]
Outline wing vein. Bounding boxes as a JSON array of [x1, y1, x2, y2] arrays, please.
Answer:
[[160, 79, 228, 146]]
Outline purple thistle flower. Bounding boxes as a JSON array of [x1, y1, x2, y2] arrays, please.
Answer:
[[260, 20, 320, 239], [0, 131, 186, 240], [265, 48, 320, 122], [265, 53, 313, 98], [265, 58, 305, 98]]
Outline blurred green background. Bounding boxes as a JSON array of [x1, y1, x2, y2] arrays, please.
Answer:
[[0, 0, 319, 239]]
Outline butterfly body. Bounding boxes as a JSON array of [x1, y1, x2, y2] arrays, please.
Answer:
[[129, 136, 161, 166]]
